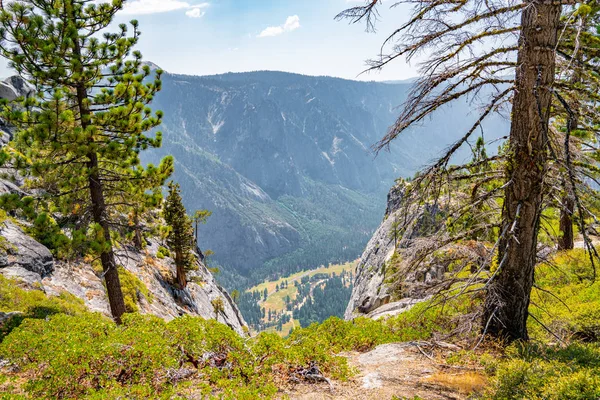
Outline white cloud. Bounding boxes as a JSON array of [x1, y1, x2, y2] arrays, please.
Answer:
[[117, 0, 209, 17], [185, 5, 207, 18], [258, 15, 301, 38]]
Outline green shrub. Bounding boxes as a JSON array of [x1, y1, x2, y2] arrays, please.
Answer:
[[28, 213, 71, 258], [487, 343, 600, 400], [156, 246, 170, 259], [117, 267, 153, 313], [0, 275, 89, 339], [0, 313, 177, 399], [529, 249, 600, 341], [0, 309, 353, 399]]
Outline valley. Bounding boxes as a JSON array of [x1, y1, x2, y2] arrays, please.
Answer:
[[143, 70, 508, 289], [238, 261, 355, 336]]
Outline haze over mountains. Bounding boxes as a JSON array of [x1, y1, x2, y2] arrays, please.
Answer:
[[144, 70, 508, 288]]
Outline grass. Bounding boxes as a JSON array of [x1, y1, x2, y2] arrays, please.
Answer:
[[424, 371, 488, 395], [249, 261, 355, 296]]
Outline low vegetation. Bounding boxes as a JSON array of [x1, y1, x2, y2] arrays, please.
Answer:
[[1, 248, 598, 399]]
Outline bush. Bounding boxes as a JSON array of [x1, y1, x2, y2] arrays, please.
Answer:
[[0, 275, 89, 339], [0, 310, 352, 399], [529, 249, 600, 341], [156, 246, 170, 259], [117, 267, 153, 313], [487, 342, 600, 400]]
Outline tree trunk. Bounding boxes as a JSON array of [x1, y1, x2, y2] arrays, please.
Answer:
[[175, 250, 187, 289], [133, 211, 143, 250], [558, 194, 575, 250], [484, 1, 561, 342], [87, 151, 126, 323], [68, 7, 126, 323], [558, 63, 581, 251]]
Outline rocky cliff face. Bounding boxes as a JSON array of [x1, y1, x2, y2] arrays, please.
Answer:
[[0, 76, 248, 335], [344, 183, 448, 320], [344, 185, 404, 319]]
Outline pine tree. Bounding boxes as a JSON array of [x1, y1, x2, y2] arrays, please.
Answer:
[[163, 182, 195, 289], [192, 209, 212, 251], [0, 0, 171, 323]]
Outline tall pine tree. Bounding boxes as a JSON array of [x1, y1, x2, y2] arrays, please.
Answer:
[[0, 0, 172, 323], [164, 182, 195, 289]]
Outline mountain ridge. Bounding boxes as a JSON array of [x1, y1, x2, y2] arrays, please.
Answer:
[[143, 70, 508, 288]]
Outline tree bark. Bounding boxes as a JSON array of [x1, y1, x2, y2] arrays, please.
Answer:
[[87, 150, 126, 323], [175, 250, 187, 289], [558, 194, 575, 250], [558, 63, 581, 251], [133, 211, 143, 250], [484, 1, 561, 342]]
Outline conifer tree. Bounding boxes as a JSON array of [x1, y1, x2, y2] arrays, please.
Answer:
[[192, 209, 212, 251], [163, 182, 195, 289], [0, 0, 172, 323]]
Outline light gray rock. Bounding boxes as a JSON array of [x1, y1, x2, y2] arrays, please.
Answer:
[[0, 266, 43, 286], [0, 221, 54, 276], [345, 183, 444, 320], [0, 82, 18, 102], [344, 185, 404, 319], [0, 179, 24, 196], [0, 76, 34, 102], [367, 297, 431, 320], [4, 76, 34, 98], [41, 239, 248, 335]]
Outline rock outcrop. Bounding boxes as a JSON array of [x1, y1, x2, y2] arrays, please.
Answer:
[[0, 230, 248, 335], [0, 221, 54, 278], [345, 183, 446, 320], [344, 185, 404, 319]]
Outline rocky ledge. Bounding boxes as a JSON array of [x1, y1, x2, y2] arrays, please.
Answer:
[[0, 220, 248, 335]]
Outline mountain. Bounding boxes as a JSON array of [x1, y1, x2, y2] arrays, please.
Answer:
[[144, 70, 508, 288]]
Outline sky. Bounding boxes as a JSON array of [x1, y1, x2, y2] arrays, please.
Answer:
[[0, 0, 419, 81]]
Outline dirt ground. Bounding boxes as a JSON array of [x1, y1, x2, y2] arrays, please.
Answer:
[[281, 342, 487, 400]]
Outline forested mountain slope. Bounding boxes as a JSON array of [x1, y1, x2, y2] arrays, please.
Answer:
[[145, 70, 508, 287]]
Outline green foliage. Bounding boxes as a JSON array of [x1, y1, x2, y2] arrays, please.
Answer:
[[156, 245, 170, 259], [164, 182, 196, 287], [0, 311, 352, 399], [117, 267, 152, 313], [529, 249, 600, 341], [29, 213, 71, 258], [290, 298, 466, 353], [0, 275, 90, 339], [487, 343, 600, 400]]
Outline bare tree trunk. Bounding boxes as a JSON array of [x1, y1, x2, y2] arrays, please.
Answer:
[[484, 1, 561, 342], [558, 68, 581, 251]]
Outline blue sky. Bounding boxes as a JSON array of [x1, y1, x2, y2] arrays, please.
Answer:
[[0, 0, 419, 81]]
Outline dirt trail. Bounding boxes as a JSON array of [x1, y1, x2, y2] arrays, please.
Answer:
[[281, 343, 487, 400]]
